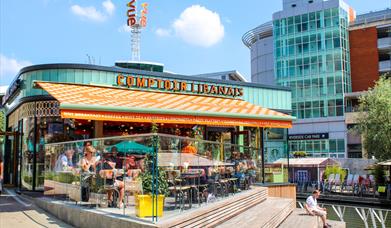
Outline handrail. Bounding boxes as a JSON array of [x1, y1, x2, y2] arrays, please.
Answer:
[[297, 201, 391, 227]]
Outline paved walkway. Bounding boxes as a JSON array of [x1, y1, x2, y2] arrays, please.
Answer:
[[0, 188, 73, 228]]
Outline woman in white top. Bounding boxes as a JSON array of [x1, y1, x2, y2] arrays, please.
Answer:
[[81, 145, 98, 172]]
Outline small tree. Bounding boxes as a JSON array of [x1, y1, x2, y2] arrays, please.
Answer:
[[356, 76, 391, 161], [324, 165, 347, 181], [371, 165, 386, 186]]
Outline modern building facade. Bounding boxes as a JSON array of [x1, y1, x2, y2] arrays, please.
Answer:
[[345, 9, 391, 158], [244, 0, 356, 158]]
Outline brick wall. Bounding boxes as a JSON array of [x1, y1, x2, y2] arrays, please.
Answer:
[[349, 27, 379, 92]]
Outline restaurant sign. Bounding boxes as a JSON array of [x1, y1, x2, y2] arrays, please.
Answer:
[[288, 133, 329, 141], [116, 74, 244, 98]]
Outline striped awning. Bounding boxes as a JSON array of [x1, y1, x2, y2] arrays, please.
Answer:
[[34, 81, 294, 128]]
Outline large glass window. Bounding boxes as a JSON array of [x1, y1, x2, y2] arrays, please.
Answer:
[[274, 7, 351, 120]]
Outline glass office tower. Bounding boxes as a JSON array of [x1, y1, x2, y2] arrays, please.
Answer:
[[273, 0, 354, 158]]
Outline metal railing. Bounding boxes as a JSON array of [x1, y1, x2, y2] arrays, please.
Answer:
[[297, 201, 390, 228], [242, 21, 273, 48], [351, 9, 391, 26]]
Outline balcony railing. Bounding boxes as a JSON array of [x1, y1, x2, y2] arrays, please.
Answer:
[[378, 37, 391, 49], [379, 60, 391, 72]]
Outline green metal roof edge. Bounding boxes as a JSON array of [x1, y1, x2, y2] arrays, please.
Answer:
[[60, 103, 295, 121]]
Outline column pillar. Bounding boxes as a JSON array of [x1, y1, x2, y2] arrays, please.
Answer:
[[94, 121, 104, 138]]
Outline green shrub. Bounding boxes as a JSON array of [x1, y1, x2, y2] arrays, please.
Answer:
[[324, 165, 346, 181], [293, 151, 307, 158], [45, 172, 55, 180], [139, 156, 169, 196]]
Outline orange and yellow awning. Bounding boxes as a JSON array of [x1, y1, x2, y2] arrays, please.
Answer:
[[34, 81, 294, 128]]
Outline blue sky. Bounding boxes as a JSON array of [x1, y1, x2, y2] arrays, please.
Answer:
[[1, 0, 390, 86]]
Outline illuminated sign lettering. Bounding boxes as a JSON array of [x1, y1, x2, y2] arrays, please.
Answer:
[[139, 3, 148, 27], [127, 0, 137, 27], [116, 74, 244, 98]]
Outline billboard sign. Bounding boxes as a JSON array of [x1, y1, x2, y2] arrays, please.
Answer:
[[127, 0, 137, 27], [140, 3, 148, 27], [126, 0, 148, 28]]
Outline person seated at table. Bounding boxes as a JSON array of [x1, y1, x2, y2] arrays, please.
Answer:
[[232, 152, 246, 189], [108, 146, 122, 168], [81, 144, 99, 172], [99, 155, 125, 208], [54, 148, 75, 172], [204, 166, 219, 202], [244, 154, 256, 185], [181, 140, 197, 155]]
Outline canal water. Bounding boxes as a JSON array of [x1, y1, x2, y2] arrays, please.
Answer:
[[297, 201, 391, 227]]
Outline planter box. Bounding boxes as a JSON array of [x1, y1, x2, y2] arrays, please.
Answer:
[[135, 195, 165, 218]]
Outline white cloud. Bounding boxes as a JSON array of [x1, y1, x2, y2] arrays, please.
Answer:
[[0, 54, 32, 85], [102, 0, 115, 15], [155, 28, 171, 37], [172, 5, 224, 47], [71, 0, 116, 22], [71, 5, 106, 22]]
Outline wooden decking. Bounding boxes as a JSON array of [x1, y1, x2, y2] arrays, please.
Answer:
[[157, 187, 268, 228], [279, 209, 346, 228], [217, 197, 295, 228]]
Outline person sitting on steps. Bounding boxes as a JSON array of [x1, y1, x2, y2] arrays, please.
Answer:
[[304, 190, 332, 228]]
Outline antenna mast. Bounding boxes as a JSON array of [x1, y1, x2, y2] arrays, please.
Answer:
[[127, 1, 148, 61]]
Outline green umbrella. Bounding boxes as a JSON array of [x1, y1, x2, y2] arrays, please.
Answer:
[[106, 140, 154, 154]]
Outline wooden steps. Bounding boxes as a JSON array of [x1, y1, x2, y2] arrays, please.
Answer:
[[279, 209, 346, 228], [217, 197, 295, 228], [157, 187, 268, 228]]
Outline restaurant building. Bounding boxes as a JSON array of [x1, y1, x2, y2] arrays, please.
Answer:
[[1, 62, 294, 191]]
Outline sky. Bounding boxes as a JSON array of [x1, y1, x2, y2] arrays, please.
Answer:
[[1, 0, 390, 87]]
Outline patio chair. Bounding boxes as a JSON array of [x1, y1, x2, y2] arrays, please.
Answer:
[[166, 170, 192, 210], [324, 173, 335, 192], [341, 174, 353, 193], [333, 173, 341, 192], [186, 168, 206, 205], [96, 170, 120, 208], [124, 176, 142, 206], [368, 175, 376, 197]]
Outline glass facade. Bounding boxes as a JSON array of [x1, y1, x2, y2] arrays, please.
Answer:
[[43, 133, 290, 222], [289, 139, 345, 158], [273, 7, 352, 119]]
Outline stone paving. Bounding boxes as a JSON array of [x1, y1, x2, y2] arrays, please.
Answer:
[[0, 189, 73, 228]]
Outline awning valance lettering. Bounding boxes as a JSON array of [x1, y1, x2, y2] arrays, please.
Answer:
[[34, 81, 294, 128]]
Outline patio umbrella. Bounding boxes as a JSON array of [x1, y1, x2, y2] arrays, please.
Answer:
[[106, 140, 154, 154]]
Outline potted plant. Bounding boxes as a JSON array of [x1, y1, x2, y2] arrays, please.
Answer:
[[293, 151, 307, 158], [135, 152, 169, 217]]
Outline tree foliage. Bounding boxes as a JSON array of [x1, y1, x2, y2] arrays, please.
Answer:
[[324, 165, 346, 181], [356, 76, 391, 161]]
